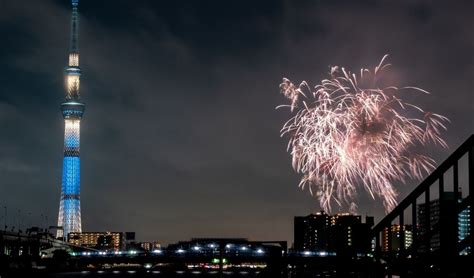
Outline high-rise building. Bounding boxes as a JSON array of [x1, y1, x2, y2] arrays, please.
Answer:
[[294, 211, 330, 251], [417, 192, 461, 254], [125, 232, 136, 248], [459, 204, 471, 255], [330, 213, 373, 255], [56, 0, 85, 239], [138, 241, 162, 251], [381, 225, 413, 252], [69, 232, 125, 251], [293, 212, 373, 255]]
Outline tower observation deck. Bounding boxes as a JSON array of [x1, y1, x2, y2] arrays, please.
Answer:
[[57, 0, 84, 239]]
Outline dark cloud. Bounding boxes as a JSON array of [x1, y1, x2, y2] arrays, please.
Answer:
[[0, 0, 472, 245]]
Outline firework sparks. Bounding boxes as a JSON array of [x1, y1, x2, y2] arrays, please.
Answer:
[[278, 55, 448, 213]]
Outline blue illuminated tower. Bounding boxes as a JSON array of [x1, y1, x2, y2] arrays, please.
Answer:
[[57, 0, 84, 239]]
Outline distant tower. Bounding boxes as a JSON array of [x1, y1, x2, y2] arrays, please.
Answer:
[[57, 0, 85, 239]]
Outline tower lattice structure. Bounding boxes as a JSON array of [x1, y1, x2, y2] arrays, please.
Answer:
[[57, 0, 85, 239]]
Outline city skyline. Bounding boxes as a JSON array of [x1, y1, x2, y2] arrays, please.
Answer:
[[0, 0, 473, 245]]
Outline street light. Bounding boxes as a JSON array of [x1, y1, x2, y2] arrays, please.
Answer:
[[17, 209, 21, 233], [27, 212, 32, 230], [2, 205, 6, 231]]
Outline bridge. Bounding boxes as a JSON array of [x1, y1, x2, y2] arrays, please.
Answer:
[[66, 238, 286, 270], [1, 236, 287, 275], [0, 229, 96, 260]]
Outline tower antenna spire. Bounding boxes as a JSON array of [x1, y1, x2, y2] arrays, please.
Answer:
[[70, 0, 80, 53], [65, 0, 81, 100]]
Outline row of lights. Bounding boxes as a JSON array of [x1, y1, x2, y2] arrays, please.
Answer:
[[172, 245, 265, 254], [302, 251, 333, 257], [188, 243, 262, 250], [300, 251, 368, 257], [73, 250, 142, 256], [72, 245, 266, 257]]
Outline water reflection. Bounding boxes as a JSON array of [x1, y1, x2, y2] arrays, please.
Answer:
[[44, 269, 375, 278], [49, 269, 265, 277]]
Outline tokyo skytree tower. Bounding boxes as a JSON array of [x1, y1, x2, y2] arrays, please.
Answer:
[[56, 0, 85, 239]]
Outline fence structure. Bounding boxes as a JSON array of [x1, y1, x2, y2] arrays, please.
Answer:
[[372, 135, 473, 277]]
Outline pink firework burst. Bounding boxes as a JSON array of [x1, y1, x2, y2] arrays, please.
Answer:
[[278, 55, 448, 213]]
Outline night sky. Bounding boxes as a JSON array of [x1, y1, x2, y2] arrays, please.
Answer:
[[0, 0, 472, 245]]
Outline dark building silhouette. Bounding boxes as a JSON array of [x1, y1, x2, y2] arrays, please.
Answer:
[[125, 232, 136, 249], [417, 192, 459, 255], [382, 225, 413, 252], [330, 213, 373, 256], [294, 211, 330, 251], [417, 191, 471, 255], [293, 212, 373, 255]]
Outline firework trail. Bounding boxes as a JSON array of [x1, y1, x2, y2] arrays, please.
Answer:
[[278, 55, 448, 213]]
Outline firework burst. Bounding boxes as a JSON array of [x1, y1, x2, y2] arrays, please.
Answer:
[[278, 55, 448, 213]]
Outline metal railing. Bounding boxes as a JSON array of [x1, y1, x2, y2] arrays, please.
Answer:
[[372, 134, 473, 275]]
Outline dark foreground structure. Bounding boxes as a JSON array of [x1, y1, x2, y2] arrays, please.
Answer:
[[372, 134, 473, 277]]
